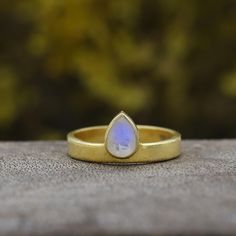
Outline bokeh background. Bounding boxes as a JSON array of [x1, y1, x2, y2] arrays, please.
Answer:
[[0, 0, 236, 140]]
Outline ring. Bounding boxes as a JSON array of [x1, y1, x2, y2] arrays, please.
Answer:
[[67, 111, 181, 164]]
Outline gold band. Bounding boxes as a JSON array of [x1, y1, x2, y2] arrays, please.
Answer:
[[67, 125, 181, 164]]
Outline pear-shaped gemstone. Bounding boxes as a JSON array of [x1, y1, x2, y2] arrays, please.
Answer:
[[105, 112, 138, 158]]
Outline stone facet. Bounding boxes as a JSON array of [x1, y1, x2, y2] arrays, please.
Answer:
[[105, 112, 138, 158]]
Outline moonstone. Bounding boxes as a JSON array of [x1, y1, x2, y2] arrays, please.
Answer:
[[106, 113, 138, 158]]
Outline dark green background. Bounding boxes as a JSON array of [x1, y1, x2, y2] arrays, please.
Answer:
[[0, 0, 236, 140]]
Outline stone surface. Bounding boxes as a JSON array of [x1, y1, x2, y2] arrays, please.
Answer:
[[0, 140, 236, 236], [106, 113, 138, 158]]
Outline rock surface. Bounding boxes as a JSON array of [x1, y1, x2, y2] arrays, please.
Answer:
[[0, 140, 236, 235]]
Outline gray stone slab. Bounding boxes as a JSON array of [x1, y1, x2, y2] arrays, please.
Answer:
[[0, 140, 236, 236]]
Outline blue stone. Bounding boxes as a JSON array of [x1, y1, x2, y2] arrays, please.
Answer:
[[106, 113, 138, 158]]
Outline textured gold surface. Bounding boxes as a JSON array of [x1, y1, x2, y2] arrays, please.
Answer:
[[67, 125, 181, 163]]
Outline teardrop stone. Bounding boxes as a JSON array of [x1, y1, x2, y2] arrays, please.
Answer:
[[106, 113, 138, 158]]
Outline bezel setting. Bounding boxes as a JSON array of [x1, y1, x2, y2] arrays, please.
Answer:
[[105, 111, 139, 159]]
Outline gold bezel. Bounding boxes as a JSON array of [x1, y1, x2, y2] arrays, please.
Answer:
[[104, 111, 139, 159]]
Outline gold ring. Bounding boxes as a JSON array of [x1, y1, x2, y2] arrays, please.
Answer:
[[67, 112, 181, 164]]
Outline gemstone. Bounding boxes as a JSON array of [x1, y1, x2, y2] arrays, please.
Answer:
[[105, 112, 138, 158]]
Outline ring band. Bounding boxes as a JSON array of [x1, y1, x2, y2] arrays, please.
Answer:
[[67, 112, 181, 164]]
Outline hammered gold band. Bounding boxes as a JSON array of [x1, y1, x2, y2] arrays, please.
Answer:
[[67, 125, 181, 164]]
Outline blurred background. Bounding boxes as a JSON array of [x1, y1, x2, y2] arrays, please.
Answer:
[[0, 0, 235, 140]]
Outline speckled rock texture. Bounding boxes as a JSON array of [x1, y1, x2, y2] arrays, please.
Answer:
[[0, 141, 235, 236]]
